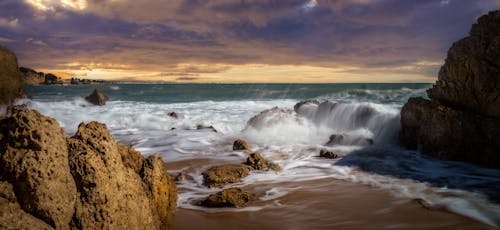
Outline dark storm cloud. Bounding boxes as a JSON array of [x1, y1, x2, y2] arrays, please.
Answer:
[[0, 0, 499, 80]]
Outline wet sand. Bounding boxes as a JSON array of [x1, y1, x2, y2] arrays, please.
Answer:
[[167, 161, 495, 230]]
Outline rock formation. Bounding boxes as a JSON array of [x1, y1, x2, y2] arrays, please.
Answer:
[[245, 152, 281, 171], [0, 108, 177, 229], [85, 89, 109, 106], [233, 139, 252, 152], [319, 149, 339, 159], [202, 164, 251, 188], [20, 67, 45, 85], [197, 188, 255, 208], [401, 11, 500, 168], [0, 46, 25, 106]]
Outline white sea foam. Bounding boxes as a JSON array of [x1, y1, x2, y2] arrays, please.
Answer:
[[16, 96, 500, 227]]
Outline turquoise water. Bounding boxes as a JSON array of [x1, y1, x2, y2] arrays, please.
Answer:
[[26, 83, 430, 104]]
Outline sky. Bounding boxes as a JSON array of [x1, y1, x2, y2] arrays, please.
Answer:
[[0, 0, 499, 83]]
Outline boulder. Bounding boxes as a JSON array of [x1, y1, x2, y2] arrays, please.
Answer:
[[245, 152, 281, 171], [319, 149, 340, 159], [84, 89, 108, 106], [67, 121, 177, 229], [401, 11, 500, 168], [401, 97, 500, 167], [427, 11, 500, 118], [0, 108, 77, 228], [202, 164, 251, 188], [0, 46, 25, 106], [196, 188, 255, 208], [233, 139, 252, 152]]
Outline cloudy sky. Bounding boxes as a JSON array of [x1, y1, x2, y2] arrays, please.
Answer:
[[0, 0, 498, 82]]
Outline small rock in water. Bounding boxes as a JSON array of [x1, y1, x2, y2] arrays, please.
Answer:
[[196, 188, 255, 208], [233, 139, 252, 152], [196, 124, 218, 132], [202, 164, 251, 188], [245, 152, 282, 172], [174, 172, 186, 182], [168, 112, 179, 119], [319, 149, 339, 159], [84, 89, 108, 106]]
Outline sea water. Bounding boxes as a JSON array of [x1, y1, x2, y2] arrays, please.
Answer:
[[20, 83, 500, 227]]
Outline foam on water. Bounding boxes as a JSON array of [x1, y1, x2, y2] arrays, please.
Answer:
[[16, 84, 500, 227]]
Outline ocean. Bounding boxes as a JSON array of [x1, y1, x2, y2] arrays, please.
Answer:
[[21, 83, 500, 228]]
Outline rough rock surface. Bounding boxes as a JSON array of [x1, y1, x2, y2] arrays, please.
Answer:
[[427, 11, 500, 118], [233, 139, 252, 152], [202, 164, 251, 188], [401, 11, 500, 168], [0, 109, 178, 229], [0, 108, 77, 228], [67, 122, 175, 229], [197, 188, 255, 208], [0, 46, 25, 105], [84, 89, 108, 106], [245, 152, 281, 171]]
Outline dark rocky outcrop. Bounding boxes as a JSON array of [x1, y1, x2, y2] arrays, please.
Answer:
[[168, 112, 179, 119], [0, 108, 177, 229], [401, 11, 500, 168], [202, 164, 251, 188], [84, 89, 108, 106], [0, 46, 25, 106], [245, 152, 281, 171], [319, 149, 340, 159], [196, 188, 255, 208], [233, 139, 252, 152], [20, 67, 45, 85]]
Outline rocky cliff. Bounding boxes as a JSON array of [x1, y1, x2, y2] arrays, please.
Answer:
[[401, 10, 500, 168], [0, 46, 25, 106], [0, 108, 177, 229]]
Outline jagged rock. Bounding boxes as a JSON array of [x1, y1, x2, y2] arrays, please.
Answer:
[[141, 154, 178, 225], [427, 11, 500, 118], [233, 139, 252, 152], [0, 181, 54, 230], [401, 11, 500, 168], [67, 121, 177, 229], [0, 46, 25, 105], [319, 149, 340, 159], [202, 164, 251, 188], [0, 108, 77, 229], [118, 145, 144, 173], [245, 152, 281, 171], [401, 97, 500, 167], [168, 112, 179, 119], [84, 89, 108, 106], [196, 188, 255, 208]]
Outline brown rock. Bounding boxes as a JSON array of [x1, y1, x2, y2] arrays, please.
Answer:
[[0, 181, 54, 230], [67, 121, 177, 229], [141, 154, 178, 225], [401, 97, 500, 168], [245, 152, 282, 171], [233, 139, 252, 152], [319, 149, 339, 159], [118, 144, 144, 173], [427, 11, 500, 118], [202, 164, 251, 188], [0, 46, 25, 106], [197, 188, 255, 208], [84, 89, 108, 106], [0, 108, 77, 228]]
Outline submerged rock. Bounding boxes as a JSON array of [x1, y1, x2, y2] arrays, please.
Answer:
[[197, 188, 255, 208], [202, 164, 251, 188], [168, 112, 179, 119], [233, 139, 252, 152], [326, 134, 373, 146], [245, 152, 281, 171], [196, 124, 218, 132], [84, 89, 108, 106], [0, 108, 77, 228], [401, 11, 500, 168], [319, 149, 339, 159]]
